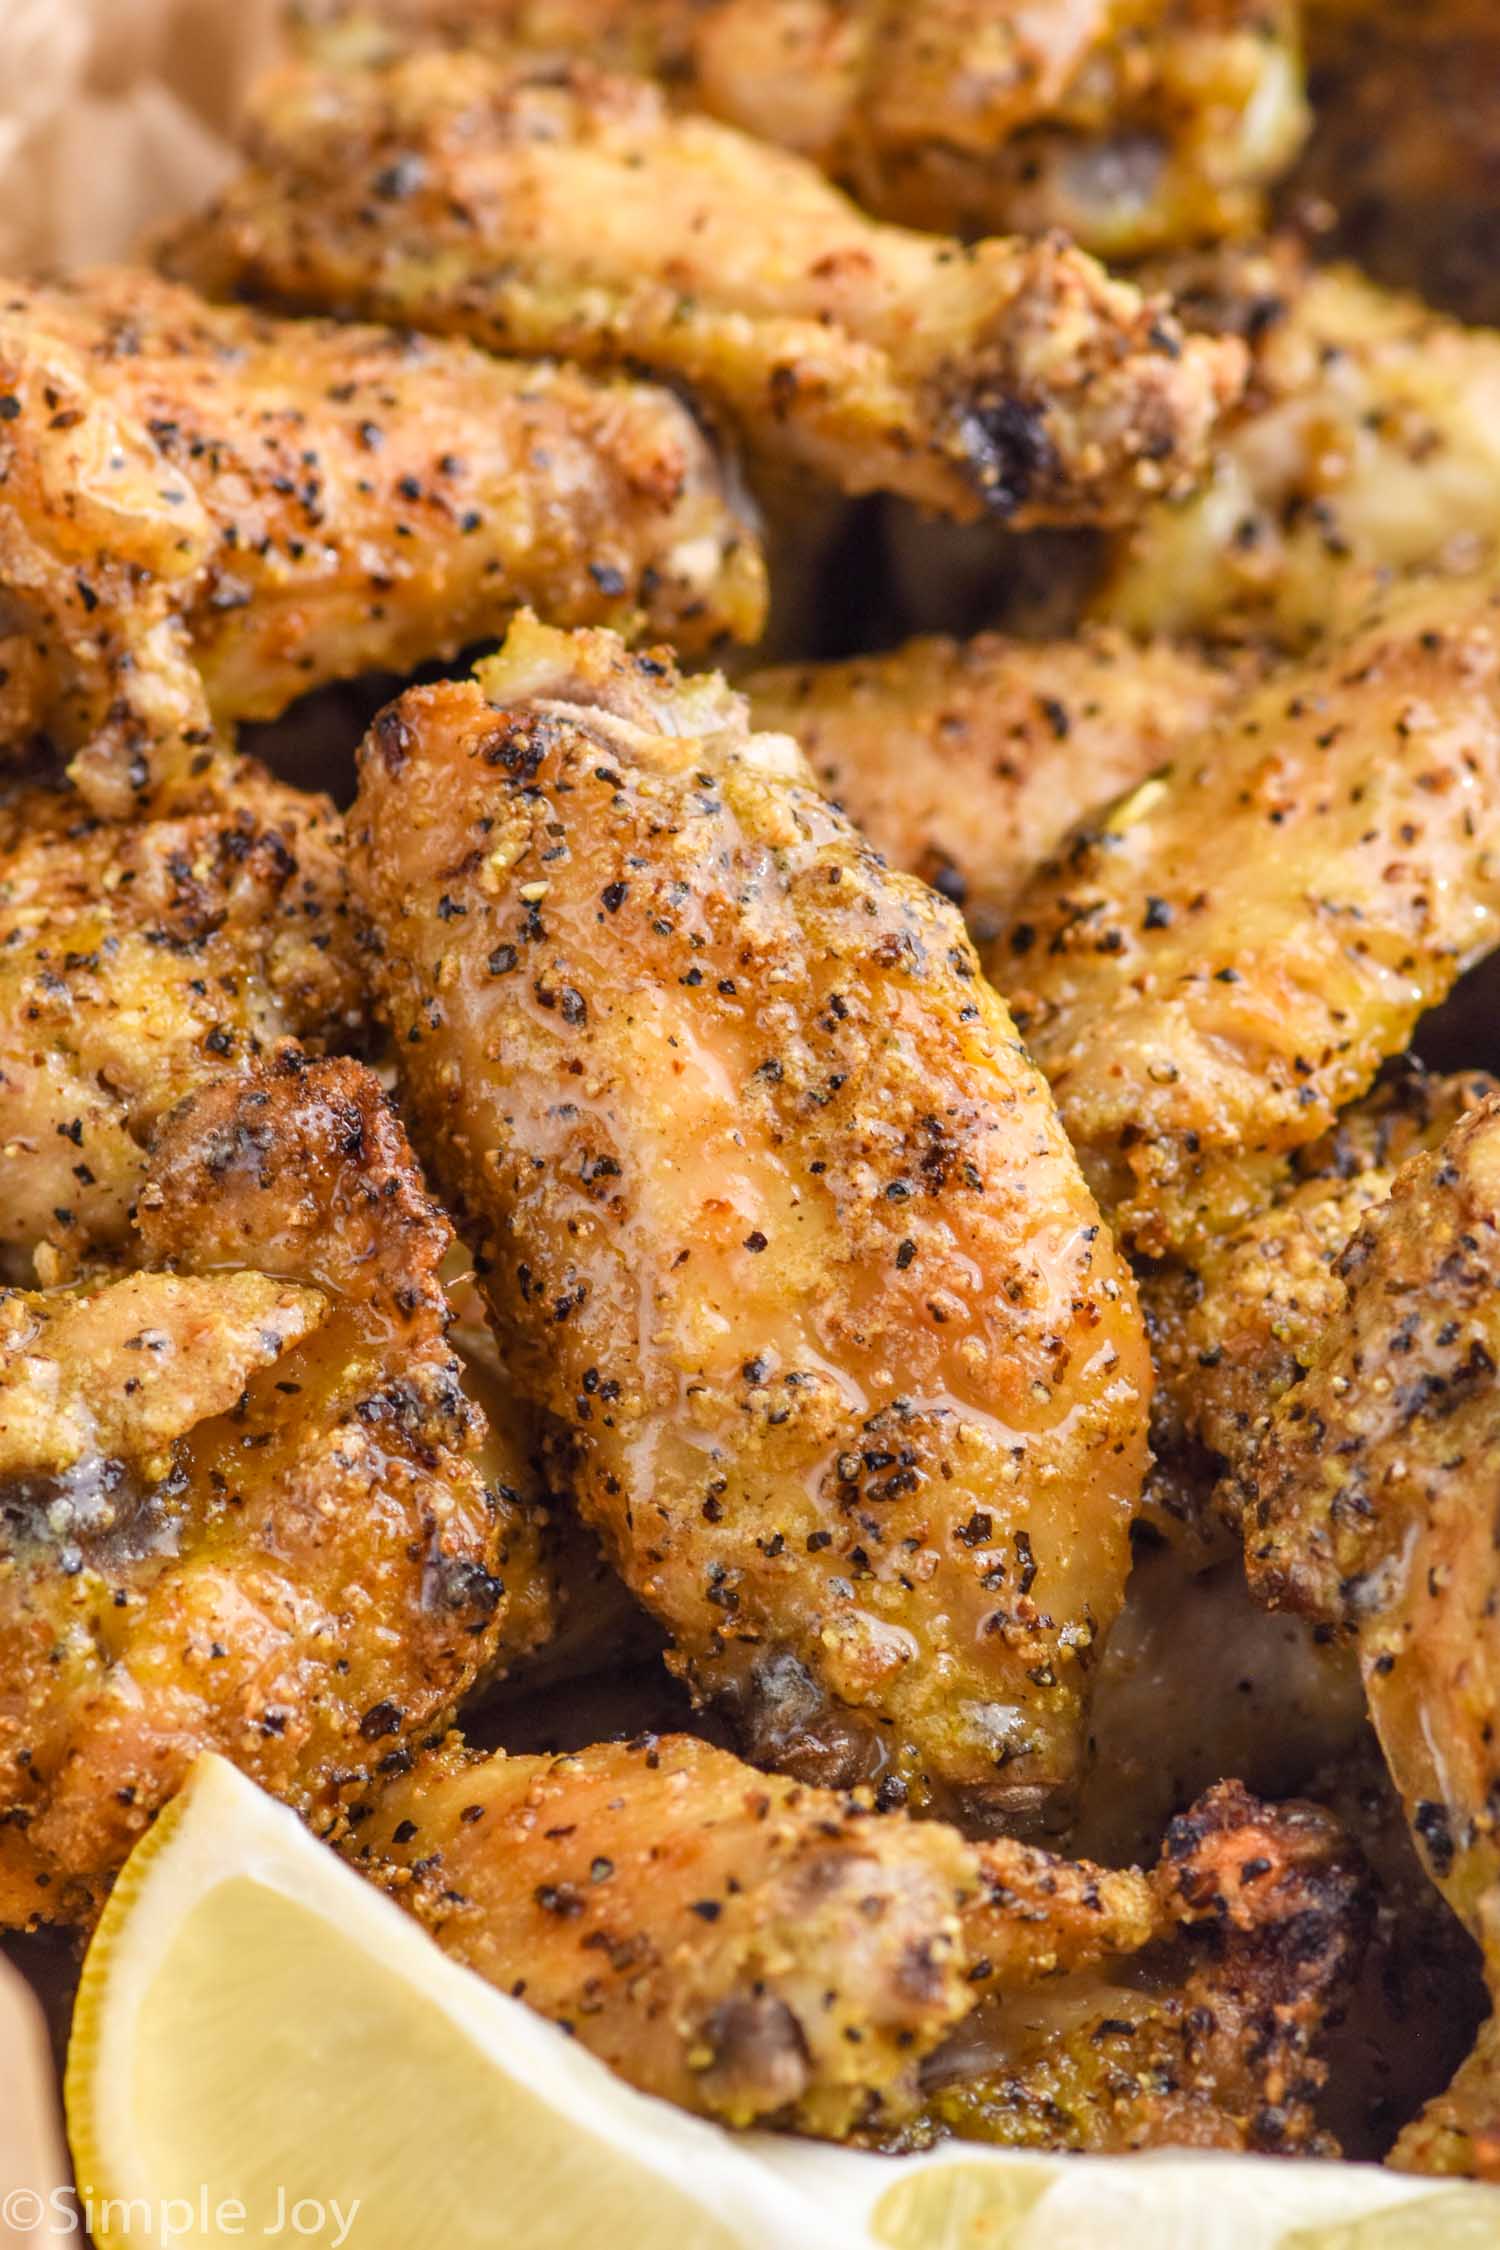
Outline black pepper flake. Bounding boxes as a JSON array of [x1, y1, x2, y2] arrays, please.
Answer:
[[743, 1230, 768, 1253], [535, 1883, 584, 1917], [689, 1899, 722, 1921], [358, 1700, 404, 1740], [487, 944, 519, 976]]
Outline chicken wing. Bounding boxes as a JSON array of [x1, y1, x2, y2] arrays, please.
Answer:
[[993, 575, 1500, 1261], [0, 1055, 553, 1930], [0, 766, 362, 1282], [1237, 1094, 1500, 2175], [289, 0, 1309, 260], [158, 49, 1245, 526], [745, 629, 1250, 949], [348, 614, 1152, 1827], [1142, 1067, 1498, 1540], [0, 268, 763, 818], [919, 1783, 1366, 2157], [1095, 252, 1500, 646], [346, 1730, 1361, 2151]]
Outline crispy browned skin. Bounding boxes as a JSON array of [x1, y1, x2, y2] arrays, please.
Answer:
[[347, 1730, 1141, 2137], [0, 268, 763, 818], [290, 0, 1309, 259], [0, 1057, 553, 1930], [348, 615, 1152, 1826], [1096, 251, 1500, 647], [159, 50, 1245, 527], [1142, 1068, 1499, 1541], [349, 1730, 1344, 2146], [1239, 1098, 1500, 1957], [920, 1783, 1367, 2156], [993, 576, 1500, 1262], [1295, 0, 1500, 328], [0, 766, 363, 1283], [1238, 1097, 1500, 2177], [746, 630, 1249, 949]]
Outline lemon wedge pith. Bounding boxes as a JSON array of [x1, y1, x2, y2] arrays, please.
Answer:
[[65, 1753, 850, 2250]]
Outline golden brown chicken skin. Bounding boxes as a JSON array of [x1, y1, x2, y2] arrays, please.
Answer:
[[745, 630, 1249, 949], [159, 50, 1245, 528], [993, 575, 1500, 1262], [1142, 1067, 1499, 1542], [1237, 1096, 1500, 2177], [348, 1730, 987, 2138], [350, 1734, 1362, 2149], [0, 767, 363, 1282], [919, 1783, 1367, 2158], [290, 0, 1309, 261], [0, 1055, 553, 1931], [348, 615, 1152, 1827], [1239, 1096, 1500, 1958], [0, 268, 763, 818], [1096, 253, 1500, 647]]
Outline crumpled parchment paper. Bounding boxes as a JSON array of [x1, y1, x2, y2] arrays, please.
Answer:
[[0, 0, 282, 272]]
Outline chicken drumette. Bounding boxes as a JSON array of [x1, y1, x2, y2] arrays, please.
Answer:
[[746, 628, 1250, 949], [1238, 1094, 1500, 2178], [289, 0, 1309, 260], [0, 1056, 554, 1930], [0, 267, 763, 816], [1096, 249, 1500, 647], [347, 1730, 1363, 2153], [159, 49, 1245, 527], [349, 614, 1152, 1828], [994, 574, 1500, 1262]]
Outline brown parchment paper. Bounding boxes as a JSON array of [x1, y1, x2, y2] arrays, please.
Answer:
[[0, 0, 285, 273]]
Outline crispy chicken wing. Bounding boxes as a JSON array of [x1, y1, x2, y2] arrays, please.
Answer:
[[348, 615, 1152, 1827], [0, 1056, 553, 1930], [1095, 253, 1500, 646], [159, 50, 1245, 526], [347, 1731, 1360, 2150], [993, 576, 1500, 1261], [1238, 1096, 1500, 1956], [0, 767, 362, 1282], [290, 0, 1309, 260], [920, 1782, 1366, 2157], [0, 268, 763, 817], [1142, 1067, 1498, 1541], [1237, 1095, 1500, 2176], [745, 629, 1249, 949]]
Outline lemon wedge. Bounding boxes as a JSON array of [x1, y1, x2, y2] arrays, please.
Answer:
[[62, 1751, 1500, 2250], [65, 1753, 854, 2250]]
